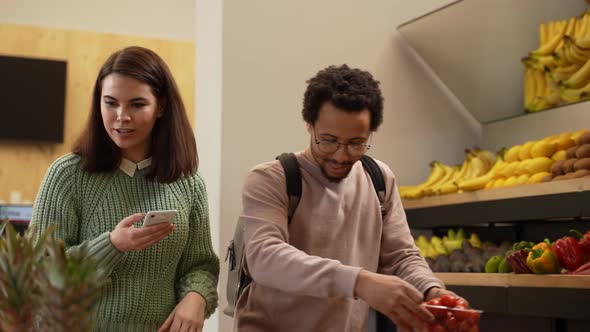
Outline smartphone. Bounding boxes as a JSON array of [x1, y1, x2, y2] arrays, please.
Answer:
[[142, 210, 178, 227]]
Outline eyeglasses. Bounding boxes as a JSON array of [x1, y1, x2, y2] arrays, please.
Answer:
[[313, 130, 371, 156]]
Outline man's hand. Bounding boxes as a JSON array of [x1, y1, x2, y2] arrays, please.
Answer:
[[158, 292, 206, 332], [110, 213, 175, 252], [354, 270, 434, 331], [424, 286, 468, 306]]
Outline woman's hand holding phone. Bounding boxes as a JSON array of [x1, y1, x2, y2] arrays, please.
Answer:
[[110, 213, 175, 252]]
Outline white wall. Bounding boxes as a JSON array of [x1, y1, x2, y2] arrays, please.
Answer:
[[0, 0, 195, 40], [219, 1, 478, 330], [482, 102, 590, 151]]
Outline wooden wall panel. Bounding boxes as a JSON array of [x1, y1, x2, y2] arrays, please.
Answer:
[[0, 24, 195, 203]]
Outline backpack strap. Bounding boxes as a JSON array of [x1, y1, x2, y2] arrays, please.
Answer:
[[360, 155, 387, 217], [276, 153, 302, 224]]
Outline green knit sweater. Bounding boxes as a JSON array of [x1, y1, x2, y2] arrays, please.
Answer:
[[31, 154, 219, 331]]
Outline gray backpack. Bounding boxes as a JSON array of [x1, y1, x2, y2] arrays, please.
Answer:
[[223, 153, 386, 316]]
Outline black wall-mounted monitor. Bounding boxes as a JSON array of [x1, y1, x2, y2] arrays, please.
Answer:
[[0, 55, 67, 143]]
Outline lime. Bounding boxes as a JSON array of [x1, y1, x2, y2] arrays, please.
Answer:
[[498, 257, 512, 273], [484, 255, 502, 273]]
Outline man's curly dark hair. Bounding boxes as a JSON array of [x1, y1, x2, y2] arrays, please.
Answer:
[[302, 64, 383, 131]]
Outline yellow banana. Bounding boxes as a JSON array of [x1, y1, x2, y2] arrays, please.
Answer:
[[549, 62, 582, 83], [400, 162, 447, 199], [552, 150, 567, 161], [528, 69, 551, 112], [471, 148, 496, 172], [530, 140, 557, 158], [518, 141, 536, 161], [456, 157, 506, 192], [577, 14, 589, 40], [504, 176, 519, 187], [561, 77, 590, 103], [524, 157, 554, 174], [574, 16, 584, 40], [429, 165, 460, 195], [460, 154, 487, 181], [522, 55, 552, 71], [504, 145, 522, 163], [562, 54, 590, 89], [540, 22, 549, 46], [498, 161, 519, 178], [422, 163, 455, 196], [565, 37, 590, 63], [436, 158, 471, 195], [533, 20, 567, 55], [484, 179, 496, 190], [528, 171, 552, 184], [552, 48, 573, 68], [555, 17, 577, 50], [516, 174, 531, 185], [492, 177, 507, 188], [524, 68, 537, 111]]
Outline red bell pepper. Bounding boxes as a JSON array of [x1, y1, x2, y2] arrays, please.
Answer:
[[551, 236, 584, 271], [571, 229, 590, 257], [570, 261, 590, 275]]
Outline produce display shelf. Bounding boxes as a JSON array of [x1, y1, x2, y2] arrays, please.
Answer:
[[435, 272, 590, 289], [402, 178, 590, 228], [434, 273, 590, 320]]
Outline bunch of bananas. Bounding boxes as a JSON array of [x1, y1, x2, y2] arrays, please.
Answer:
[[399, 130, 589, 200], [415, 229, 482, 259], [522, 10, 590, 111], [399, 148, 496, 199]]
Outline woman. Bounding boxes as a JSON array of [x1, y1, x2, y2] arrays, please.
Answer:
[[31, 46, 219, 331]]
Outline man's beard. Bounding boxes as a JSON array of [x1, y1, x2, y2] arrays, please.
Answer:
[[310, 146, 354, 182]]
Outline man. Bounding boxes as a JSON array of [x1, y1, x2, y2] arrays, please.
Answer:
[[234, 65, 460, 331]]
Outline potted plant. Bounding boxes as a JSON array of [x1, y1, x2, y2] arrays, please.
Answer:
[[0, 222, 104, 331]]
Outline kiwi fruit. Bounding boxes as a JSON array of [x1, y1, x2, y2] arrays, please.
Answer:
[[575, 144, 590, 159], [562, 158, 578, 174], [551, 160, 565, 176], [574, 158, 590, 171], [566, 146, 578, 159], [577, 132, 590, 145]]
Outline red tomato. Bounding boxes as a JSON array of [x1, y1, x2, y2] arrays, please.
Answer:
[[439, 294, 458, 308], [427, 298, 442, 306], [453, 308, 470, 321], [425, 298, 448, 320], [457, 320, 471, 332], [455, 299, 468, 308], [469, 325, 479, 332], [444, 315, 458, 330], [428, 323, 447, 332], [465, 310, 480, 325]]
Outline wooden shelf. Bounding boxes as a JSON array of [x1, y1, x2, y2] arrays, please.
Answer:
[[403, 178, 590, 210], [436, 272, 590, 289], [403, 178, 590, 228], [438, 273, 590, 320]]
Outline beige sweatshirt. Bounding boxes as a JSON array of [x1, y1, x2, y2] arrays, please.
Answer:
[[234, 152, 443, 332]]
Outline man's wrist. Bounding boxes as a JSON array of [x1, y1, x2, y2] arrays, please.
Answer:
[[423, 286, 441, 300], [353, 270, 369, 300]]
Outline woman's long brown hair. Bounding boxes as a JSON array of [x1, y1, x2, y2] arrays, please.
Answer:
[[73, 46, 197, 182]]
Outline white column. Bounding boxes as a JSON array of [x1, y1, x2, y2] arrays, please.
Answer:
[[195, 0, 222, 331]]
